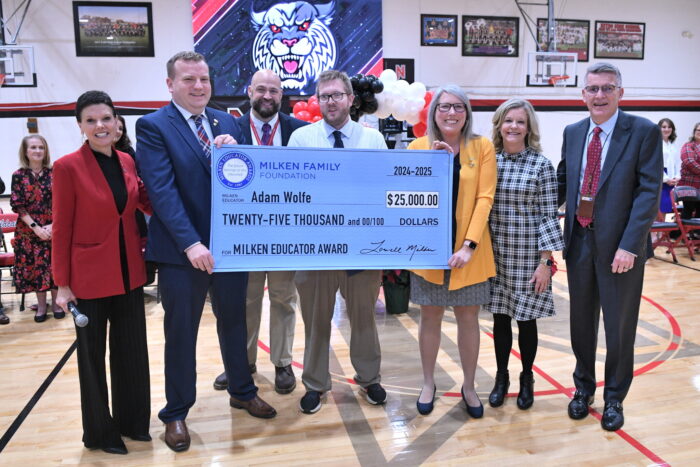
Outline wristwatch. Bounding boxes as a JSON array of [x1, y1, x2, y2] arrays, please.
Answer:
[[465, 241, 477, 250], [539, 258, 553, 266]]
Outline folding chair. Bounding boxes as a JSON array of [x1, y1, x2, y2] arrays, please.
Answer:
[[650, 211, 680, 262], [671, 186, 700, 261], [0, 212, 26, 311]]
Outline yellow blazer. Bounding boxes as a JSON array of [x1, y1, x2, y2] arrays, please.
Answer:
[[408, 135, 496, 290]]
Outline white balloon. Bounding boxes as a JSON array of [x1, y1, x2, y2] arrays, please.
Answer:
[[408, 81, 427, 99], [393, 101, 409, 121], [408, 99, 424, 114], [406, 112, 421, 125], [379, 68, 397, 83], [394, 79, 410, 97]]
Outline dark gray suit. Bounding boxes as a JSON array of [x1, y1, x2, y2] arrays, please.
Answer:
[[557, 110, 663, 403]]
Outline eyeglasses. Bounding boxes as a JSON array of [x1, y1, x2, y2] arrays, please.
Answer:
[[436, 103, 467, 113], [584, 84, 618, 95], [318, 92, 348, 103]]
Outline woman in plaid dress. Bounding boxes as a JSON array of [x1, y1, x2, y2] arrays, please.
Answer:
[[484, 99, 564, 410]]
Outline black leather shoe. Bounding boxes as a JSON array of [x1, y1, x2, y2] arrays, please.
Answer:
[[274, 365, 296, 394], [0, 310, 9, 325], [53, 310, 66, 319], [126, 433, 152, 442], [213, 371, 228, 390], [601, 402, 624, 431], [101, 440, 128, 455], [517, 371, 534, 410], [488, 370, 509, 407], [568, 391, 594, 420], [34, 312, 48, 323]]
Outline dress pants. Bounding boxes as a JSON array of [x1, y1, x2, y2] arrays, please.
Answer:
[[295, 270, 382, 392], [158, 264, 256, 423], [75, 287, 150, 448], [246, 271, 297, 367], [565, 224, 645, 403]]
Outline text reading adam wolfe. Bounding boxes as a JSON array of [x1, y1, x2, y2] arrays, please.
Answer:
[[210, 145, 454, 272]]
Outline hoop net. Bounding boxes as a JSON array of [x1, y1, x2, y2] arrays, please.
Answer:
[[549, 75, 569, 87]]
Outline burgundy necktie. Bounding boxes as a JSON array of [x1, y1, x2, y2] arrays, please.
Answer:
[[577, 126, 603, 227], [261, 123, 272, 146]]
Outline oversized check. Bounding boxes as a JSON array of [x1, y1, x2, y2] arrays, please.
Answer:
[[210, 144, 453, 271]]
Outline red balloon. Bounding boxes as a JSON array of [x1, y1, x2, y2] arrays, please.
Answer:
[[423, 91, 434, 107], [412, 121, 427, 137], [293, 101, 308, 114], [418, 106, 429, 124], [296, 110, 312, 121], [307, 101, 321, 117], [311, 115, 322, 122], [307, 95, 318, 106]]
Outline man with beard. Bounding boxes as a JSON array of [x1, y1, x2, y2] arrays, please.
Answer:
[[212, 69, 308, 395], [287, 70, 388, 414]]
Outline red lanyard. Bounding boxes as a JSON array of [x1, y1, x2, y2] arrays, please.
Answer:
[[250, 117, 280, 146]]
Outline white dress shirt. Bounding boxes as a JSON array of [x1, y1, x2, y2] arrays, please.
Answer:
[[287, 118, 387, 150]]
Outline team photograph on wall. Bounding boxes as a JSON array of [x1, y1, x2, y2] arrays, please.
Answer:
[[461, 15, 519, 57], [72, 1, 154, 57]]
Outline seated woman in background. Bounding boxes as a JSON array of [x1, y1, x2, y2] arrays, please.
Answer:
[[680, 122, 700, 219], [484, 99, 564, 410], [10, 135, 58, 322], [53, 90, 151, 455], [658, 118, 681, 214], [408, 84, 497, 417]]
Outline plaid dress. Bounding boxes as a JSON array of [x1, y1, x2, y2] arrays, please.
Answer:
[[484, 149, 564, 321]]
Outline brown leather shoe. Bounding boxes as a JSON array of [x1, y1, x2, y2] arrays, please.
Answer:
[[230, 395, 277, 419], [164, 420, 190, 452]]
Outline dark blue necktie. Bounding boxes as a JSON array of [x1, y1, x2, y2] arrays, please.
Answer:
[[192, 114, 212, 159], [332, 130, 344, 148]]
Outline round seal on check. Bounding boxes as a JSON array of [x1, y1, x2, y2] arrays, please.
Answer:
[[217, 151, 254, 189]]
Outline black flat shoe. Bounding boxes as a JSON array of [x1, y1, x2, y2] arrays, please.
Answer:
[[102, 445, 128, 455], [34, 312, 48, 323], [126, 433, 152, 442], [416, 384, 436, 415], [53, 310, 66, 319], [461, 386, 484, 418], [488, 370, 509, 407], [517, 371, 534, 410]]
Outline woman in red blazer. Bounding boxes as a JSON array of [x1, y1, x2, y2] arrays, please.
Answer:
[[53, 91, 152, 455]]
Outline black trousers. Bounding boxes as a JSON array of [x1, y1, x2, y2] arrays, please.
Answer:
[[565, 224, 644, 404], [75, 287, 150, 448]]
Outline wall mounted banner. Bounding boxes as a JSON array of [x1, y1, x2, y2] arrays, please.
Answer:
[[210, 145, 453, 271], [193, 0, 383, 96]]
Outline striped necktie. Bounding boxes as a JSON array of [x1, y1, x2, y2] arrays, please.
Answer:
[[192, 114, 212, 159]]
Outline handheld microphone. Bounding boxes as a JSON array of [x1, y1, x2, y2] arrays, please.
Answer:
[[67, 301, 89, 328]]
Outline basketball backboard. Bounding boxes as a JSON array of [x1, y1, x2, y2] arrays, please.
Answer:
[[526, 51, 577, 87], [0, 45, 36, 87]]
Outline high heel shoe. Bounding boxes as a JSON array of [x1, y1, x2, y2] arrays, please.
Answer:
[[416, 385, 436, 415], [517, 371, 534, 410], [461, 386, 484, 418], [488, 370, 510, 407]]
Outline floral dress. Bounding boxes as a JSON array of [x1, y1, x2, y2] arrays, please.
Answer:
[[10, 168, 54, 293], [484, 149, 564, 321]]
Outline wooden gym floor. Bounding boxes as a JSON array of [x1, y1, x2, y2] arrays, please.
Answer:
[[0, 243, 698, 465]]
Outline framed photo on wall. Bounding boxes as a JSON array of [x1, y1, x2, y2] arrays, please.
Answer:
[[72, 1, 154, 57], [420, 14, 458, 47], [536, 18, 589, 61], [461, 15, 519, 57], [594, 21, 645, 60]]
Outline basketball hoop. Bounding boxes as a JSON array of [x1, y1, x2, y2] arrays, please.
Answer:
[[549, 75, 569, 87]]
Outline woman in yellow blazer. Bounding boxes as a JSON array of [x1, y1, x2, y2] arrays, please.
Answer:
[[408, 84, 496, 417]]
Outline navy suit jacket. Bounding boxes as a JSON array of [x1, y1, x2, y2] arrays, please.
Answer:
[[236, 111, 308, 146], [557, 110, 663, 261], [136, 102, 243, 265]]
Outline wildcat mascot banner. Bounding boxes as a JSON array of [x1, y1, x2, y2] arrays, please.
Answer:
[[193, 0, 383, 96]]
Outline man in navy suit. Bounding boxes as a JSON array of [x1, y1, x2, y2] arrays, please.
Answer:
[[212, 69, 308, 394], [136, 51, 276, 453], [558, 62, 662, 431]]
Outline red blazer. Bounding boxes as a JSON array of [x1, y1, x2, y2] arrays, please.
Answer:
[[52, 143, 151, 299]]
